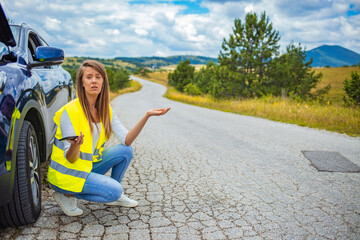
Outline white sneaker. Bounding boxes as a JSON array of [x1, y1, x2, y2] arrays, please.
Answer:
[[106, 193, 139, 207], [53, 192, 83, 216]]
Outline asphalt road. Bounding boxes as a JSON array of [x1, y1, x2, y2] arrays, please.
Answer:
[[1, 77, 359, 239]]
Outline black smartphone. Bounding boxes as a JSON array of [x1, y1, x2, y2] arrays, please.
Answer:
[[59, 135, 82, 141]]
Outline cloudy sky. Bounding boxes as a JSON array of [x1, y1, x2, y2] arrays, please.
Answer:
[[2, 0, 360, 58]]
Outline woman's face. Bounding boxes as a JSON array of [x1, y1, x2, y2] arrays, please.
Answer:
[[82, 67, 104, 98]]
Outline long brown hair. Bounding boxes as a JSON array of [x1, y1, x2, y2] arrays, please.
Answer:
[[76, 60, 112, 139]]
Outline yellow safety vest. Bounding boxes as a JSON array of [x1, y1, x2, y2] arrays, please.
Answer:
[[47, 98, 112, 192]]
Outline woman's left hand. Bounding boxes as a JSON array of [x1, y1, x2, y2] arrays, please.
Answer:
[[125, 108, 171, 145], [146, 108, 171, 117]]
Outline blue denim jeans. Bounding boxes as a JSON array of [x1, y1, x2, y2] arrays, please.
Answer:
[[51, 144, 133, 203]]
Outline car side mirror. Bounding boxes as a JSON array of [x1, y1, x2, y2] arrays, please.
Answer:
[[28, 46, 64, 68]]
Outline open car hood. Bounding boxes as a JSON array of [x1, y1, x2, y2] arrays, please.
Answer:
[[0, 4, 16, 47]]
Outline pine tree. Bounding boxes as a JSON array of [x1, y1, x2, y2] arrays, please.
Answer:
[[218, 11, 280, 96], [344, 68, 360, 107]]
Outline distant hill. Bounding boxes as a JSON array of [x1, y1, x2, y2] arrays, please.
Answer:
[[63, 46, 360, 71], [114, 55, 218, 68], [63, 55, 218, 72], [306, 45, 360, 67], [62, 56, 137, 71]]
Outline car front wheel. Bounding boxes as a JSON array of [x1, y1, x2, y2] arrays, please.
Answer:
[[0, 120, 41, 227]]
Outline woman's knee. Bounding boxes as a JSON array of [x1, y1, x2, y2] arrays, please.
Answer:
[[83, 173, 123, 202], [108, 183, 123, 202], [103, 179, 123, 202], [119, 144, 133, 161]]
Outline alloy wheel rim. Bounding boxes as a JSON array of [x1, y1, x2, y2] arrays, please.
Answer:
[[29, 135, 40, 205]]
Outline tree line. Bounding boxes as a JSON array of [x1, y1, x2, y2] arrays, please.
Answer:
[[168, 11, 333, 102]]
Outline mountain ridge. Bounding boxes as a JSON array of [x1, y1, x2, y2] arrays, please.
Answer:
[[305, 45, 360, 67], [63, 45, 360, 70]]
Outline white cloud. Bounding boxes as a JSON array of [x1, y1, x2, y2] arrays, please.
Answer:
[[44, 17, 61, 31], [244, 4, 255, 13], [155, 50, 168, 57], [135, 29, 149, 36], [105, 29, 121, 36], [1, 0, 359, 58]]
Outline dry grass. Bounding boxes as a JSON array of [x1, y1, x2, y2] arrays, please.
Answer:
[[109, 80, 142, 101], [165, 88, 360, 136], [139, 68, 359, 136], [160, 64, 205, 71], [313, 66, 359, 104], [134, 71, 170, 86]]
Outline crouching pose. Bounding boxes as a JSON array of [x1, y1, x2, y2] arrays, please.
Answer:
[[47, 60, 170, 216]]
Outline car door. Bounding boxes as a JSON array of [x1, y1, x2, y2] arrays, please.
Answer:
[[27, 31, 69, 143]]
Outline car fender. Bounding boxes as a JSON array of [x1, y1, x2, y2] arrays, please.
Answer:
[[6, 98, 46, 197]]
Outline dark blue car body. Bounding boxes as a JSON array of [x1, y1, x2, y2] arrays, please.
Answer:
[[0, 5, 74, 227]]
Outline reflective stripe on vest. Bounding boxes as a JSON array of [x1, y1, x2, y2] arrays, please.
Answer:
[[50, 160, 88, 179]]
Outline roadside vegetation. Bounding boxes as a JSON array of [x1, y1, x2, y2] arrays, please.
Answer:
[[109, 80, 142, 101], [134, 11, 360, 136], [139, 68, 360, 136], [313, 66, 360, 104]]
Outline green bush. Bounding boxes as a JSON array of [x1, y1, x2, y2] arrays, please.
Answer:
[[168, 60, 195, 92], [184, 83, 202, 96], [193, 61, 217, 94], [106, 67, 131, 91], [343, 69, 360, 107], [133, 67, 150, 77], [212, 66, 249, 98]]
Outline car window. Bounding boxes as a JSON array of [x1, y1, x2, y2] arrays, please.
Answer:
[[39, 36, 48, 47], [9, 25, 20, 46], [27, 32, 42, 62], [27, 37, 37, 62], [27, 32, 51, 69]]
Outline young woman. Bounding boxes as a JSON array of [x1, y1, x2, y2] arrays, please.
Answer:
[[47, 60, 170, 216]]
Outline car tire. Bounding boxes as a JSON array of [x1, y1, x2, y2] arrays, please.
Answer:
[[0, 120, 41, 227]]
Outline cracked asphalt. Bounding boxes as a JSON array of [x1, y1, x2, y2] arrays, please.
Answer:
[[1, 77, 360, 239]]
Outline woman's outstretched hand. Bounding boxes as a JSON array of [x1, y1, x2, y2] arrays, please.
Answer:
[[125, 108, 171, 146], [146, 108, 171, 117]]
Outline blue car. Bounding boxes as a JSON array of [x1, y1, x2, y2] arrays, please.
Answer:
[[0, 5, 74, 227]]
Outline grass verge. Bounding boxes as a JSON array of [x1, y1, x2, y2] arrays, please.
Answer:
[[142, 71, 360, 137], [109, 80, 142, 101], [165, 89, 360, 136]]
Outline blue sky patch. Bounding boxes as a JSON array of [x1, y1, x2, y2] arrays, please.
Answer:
[[347, 4, 360, 17], [130, 0, 210, 14]]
